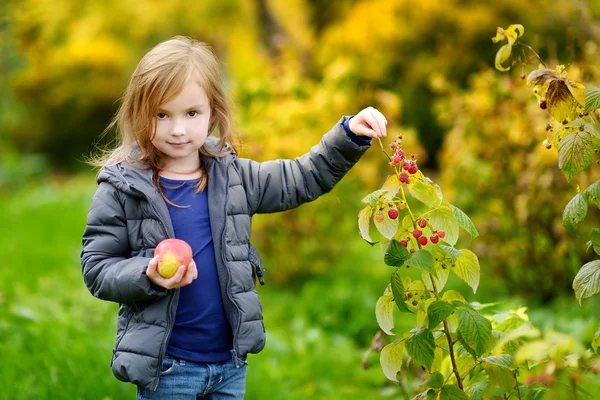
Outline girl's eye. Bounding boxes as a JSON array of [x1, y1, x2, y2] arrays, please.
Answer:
[[188, 111, 198, 117], [157, 113, 167, 119]]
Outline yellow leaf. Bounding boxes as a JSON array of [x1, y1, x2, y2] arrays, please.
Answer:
[[380, 340, 405, 382], [376, 286, 395, 335], [494, 44, 512, 72]]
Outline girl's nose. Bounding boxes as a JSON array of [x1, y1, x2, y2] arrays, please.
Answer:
[[171, 122, 185, 136]]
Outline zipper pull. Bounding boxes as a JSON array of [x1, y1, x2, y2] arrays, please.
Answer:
[[252, 262, 266, 286], [231, 349, 240, 368]]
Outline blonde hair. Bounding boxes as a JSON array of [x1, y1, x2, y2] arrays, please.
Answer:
[[91, 36, 238, 200]]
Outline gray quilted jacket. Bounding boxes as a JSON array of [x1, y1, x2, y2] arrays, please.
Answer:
[[81, 117, 370, 390]]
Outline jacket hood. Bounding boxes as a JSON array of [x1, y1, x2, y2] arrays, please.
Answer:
[[97, 136, 235, 199]]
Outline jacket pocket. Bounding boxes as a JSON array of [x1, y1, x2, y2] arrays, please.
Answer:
[[248, 243, 265, 286]]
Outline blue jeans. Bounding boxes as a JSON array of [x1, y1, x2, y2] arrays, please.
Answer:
[[137, 355, 246, 399]]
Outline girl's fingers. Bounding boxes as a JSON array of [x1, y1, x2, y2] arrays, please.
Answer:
[[366, 107, 384, 137]]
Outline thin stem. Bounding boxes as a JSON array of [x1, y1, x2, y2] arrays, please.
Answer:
[[515, 42, 547, 68], [377, 137, 393, 162], [399, 185, 417, 228], [514, 371, 522, 400], [429, 277, 463, 390]]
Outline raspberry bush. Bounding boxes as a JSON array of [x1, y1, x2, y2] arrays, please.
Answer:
[[360, 130, 600, 397]]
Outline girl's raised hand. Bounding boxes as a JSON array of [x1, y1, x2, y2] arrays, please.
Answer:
[[349, 107, 388, 139], [146, 256, 198, 290]]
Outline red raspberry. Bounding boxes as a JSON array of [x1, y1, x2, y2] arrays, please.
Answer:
[[402, 161, 411, 170], [437, 230, 446, 238], [539, 100, 547, 109], [418, 219, 427, 228], [430, 235, 439, 244], [396, 149, 405, 159], [399, 239, 408, 247], [392, 155, 402, 165], [388, 209, 399, 220], [419, 236, 428, 246], [413, 229, 422, 238], [408, 164, 418, 174], [399, 173, 409, 183]]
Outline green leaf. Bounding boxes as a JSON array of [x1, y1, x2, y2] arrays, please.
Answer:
[[586, 180, 600, 208], [449, 204, 479, 240], [492, 331, 518, 356], [573, 259, 600, 305], [438, 245, 462, 261], [585, 85, 600, 113], [439, 384, 469, 400], [482, 354, 515, 369], [482, 364, 514, 391], [522, 386, 549, 400], [405, 249, 436, 276], [358, 206, 375, 243], [405, 327, 436, 371], [380, 340, 405, 381], [457, 308, 495, 356], [392, 269, 413, 313], [457, 329, 477, 360], [467, 381, 488, 400], [452, 249, 480, 293], [590, 229, 600, 256], [427, 301, 455, 330], [422, 371, 444, 389], [558, 131, 594, 181], [562, 193, 588, 235], [428, 206, 460, 246], [495, 43, 512, 71], [361, 189, 386, 206], [376, 286, 395, 335], [385, 239, 410, 267], [586, 123, 600, 151], [422, 264, 450, 294], [547, 79, 581, 124], [413, 390, 437, 400], [408, 179, 443, 208], [442, 290, 466, 304], [592, 329, 600, 353]]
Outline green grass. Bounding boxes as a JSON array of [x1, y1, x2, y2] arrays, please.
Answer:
[[2, 176, 599, 399]]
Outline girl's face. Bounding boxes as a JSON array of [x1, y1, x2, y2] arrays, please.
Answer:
[[152, 81, 211, 171]]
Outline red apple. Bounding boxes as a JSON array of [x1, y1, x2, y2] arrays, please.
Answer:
[[154, 238, 193, 278]]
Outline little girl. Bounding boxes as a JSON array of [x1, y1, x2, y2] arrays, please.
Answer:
[[81, 36, 387, 399]]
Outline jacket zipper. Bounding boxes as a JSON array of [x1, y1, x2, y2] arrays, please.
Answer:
[[220, 168, 246, 368], [131, 184, 178, 391]]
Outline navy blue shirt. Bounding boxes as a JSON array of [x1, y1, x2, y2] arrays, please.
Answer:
[[160, 176, 233, 363]]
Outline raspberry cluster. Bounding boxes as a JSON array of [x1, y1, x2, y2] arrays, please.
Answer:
[[390, 137, 419, 184], [398, 218, 446, 251]]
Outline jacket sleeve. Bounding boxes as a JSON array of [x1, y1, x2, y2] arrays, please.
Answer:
[[236, 116, 371, 215], [80, 182, 168, 304]]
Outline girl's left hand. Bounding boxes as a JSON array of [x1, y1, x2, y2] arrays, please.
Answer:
[[349, 107, 388, 139]]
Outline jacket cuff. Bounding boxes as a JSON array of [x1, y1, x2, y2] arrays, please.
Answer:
[[342, 116, 372, 146]]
